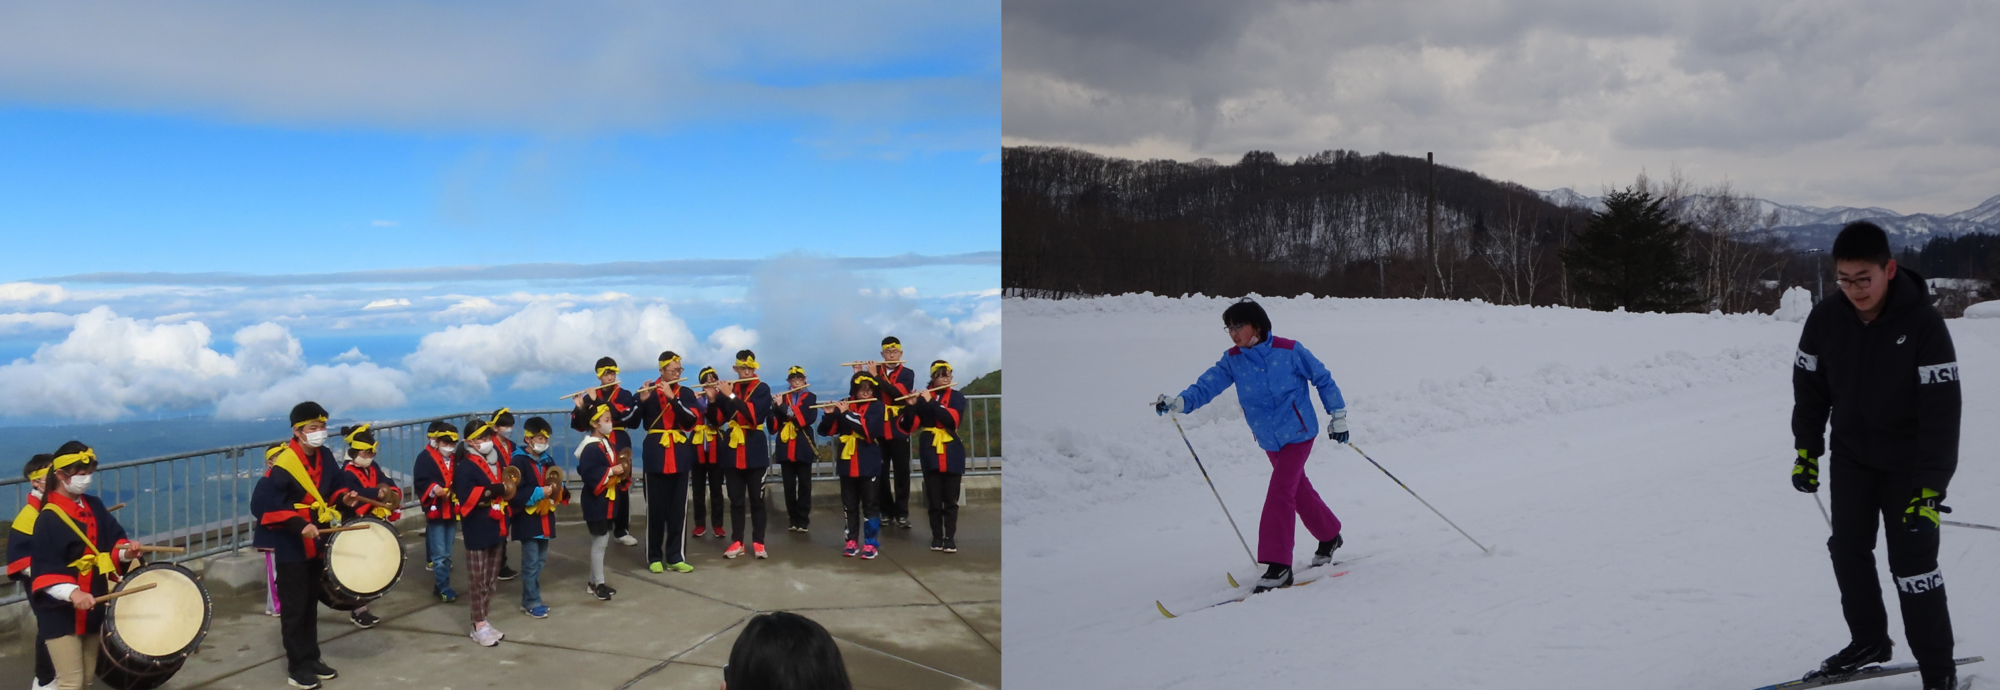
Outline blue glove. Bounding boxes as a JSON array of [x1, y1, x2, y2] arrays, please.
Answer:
[[1154, 394, 1185, 416], [529, 486, 545, 503], [1328, 408, 1350, 443]]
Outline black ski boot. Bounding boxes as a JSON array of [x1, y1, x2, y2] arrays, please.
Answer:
[[1253, 563, 1293, 593], [1310, 534, 1344, 568], [1818, 639, 1893, 678]]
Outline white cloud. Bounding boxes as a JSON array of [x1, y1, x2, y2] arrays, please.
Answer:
[[403, 301, 708, 396], [433, 297, 508, 322], [0, 312, 77, 333], [707, 325, 760, 353], [363, 298, 411, 309], [332, 347, 370, 363], [0, 306, 411, 421], [0, 282, 67, 304]]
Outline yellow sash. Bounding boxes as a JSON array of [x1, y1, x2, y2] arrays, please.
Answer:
[[45, 503, 115, 579], [839, 433, 861, 461], [651, 428, 688, 448], [927, 428, 956, 458], [269, 445, 341, 525], [779, 422, 798, 444], [596, 439, 619, 501], [724, 422, 746, 449], [690, 425, 715, 446], [11, 503, 37, 535]]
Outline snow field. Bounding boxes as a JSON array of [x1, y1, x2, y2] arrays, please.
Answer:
[[1005, 294, 2000, 689]]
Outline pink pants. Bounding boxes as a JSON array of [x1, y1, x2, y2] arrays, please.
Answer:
[[1260, 439, 1341, 565]]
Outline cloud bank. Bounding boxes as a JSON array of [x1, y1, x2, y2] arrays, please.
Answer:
[[1004, 0, 2000, 212]]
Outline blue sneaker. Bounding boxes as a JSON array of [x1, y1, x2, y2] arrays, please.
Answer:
[[437, 588, 459, 603], [522, 604, 549, 619]]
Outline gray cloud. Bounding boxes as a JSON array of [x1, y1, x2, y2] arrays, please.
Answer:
[[0, 1, 996, 137], [37, 251, 1000, 287], [1004, 0, 2000, 212]]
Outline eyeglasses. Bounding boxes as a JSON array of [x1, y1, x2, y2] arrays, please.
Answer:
[[1224, 323, 1252, 333], [1835, 276, 1874, 290]]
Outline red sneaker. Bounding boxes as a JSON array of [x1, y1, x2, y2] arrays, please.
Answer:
[[724, 541, 745, 559], [692, 526, 706, 537], [753, 543, 768, 559], [860, 544, 878, 560], [713, 526, 727, 539], [842, 540, 859, 557]]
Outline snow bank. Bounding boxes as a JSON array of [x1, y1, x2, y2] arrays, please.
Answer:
[[1773, 286, 1814, 322], [1965, 299, 2000, 319]]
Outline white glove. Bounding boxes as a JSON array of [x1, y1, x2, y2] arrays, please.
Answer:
[[1154, 394, 1185, 416], [1328, 408, 1350, 443]]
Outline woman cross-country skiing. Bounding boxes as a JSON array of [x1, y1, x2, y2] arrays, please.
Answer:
[[1155, 298, 1350, 593]]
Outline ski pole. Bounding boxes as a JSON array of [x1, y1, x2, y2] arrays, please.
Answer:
[[1345, 443, 1491, 554], [1165, 411, 1259, 570], [1813, 493, 1832, 531]]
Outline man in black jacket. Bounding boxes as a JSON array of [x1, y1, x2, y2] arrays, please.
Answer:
[[1791, 221, 1963, 690]]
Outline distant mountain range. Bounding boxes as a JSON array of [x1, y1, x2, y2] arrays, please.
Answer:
[[1538, 188, 2000, 251]]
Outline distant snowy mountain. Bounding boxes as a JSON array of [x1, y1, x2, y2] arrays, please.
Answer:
[[1537, 188, 2000, 250]]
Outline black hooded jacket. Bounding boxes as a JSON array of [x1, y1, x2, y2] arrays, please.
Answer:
[[1791, 266, 1961, 491]]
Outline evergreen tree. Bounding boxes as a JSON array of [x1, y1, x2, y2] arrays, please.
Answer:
[[1559, 186, 1701, 312]]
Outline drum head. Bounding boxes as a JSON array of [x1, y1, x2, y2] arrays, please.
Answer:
[[328, 519, 403, 596], [109, 565, 209, 659]]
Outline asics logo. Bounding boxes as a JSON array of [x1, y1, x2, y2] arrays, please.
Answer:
[[1897, 568, 1944, 594], [1918, 363, 1959, 385], [1897, 335, 1907, 344], [1794, 350, 1818, 372]]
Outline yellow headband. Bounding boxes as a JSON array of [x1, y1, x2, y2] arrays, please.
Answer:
[[526, 430, 551, 440], [659, 354, 681, 367], [787, 365, 805, 378], [52, 449, 96, 470], [427, 429, 460, 441], [345, 423, 376, 451], [882, 343, 903, 352], [292, 414, 327, 428], [592, 404, 613, 423], [735, 356, 759, 370], [854, 374, 880, 387], [596, 365, 619, 377], [931, 361, 952, 375], [29, 466, 50, 481], [489, 408, 511, 428]]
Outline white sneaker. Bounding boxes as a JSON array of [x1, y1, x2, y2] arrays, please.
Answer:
[[471, 623, 503, 647], [616, 534, 638, 547], [31, 677, 56, 690]]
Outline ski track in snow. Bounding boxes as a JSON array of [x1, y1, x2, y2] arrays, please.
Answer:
[[1005, 294, 2000, 690]]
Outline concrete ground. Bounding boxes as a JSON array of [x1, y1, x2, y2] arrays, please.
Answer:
[[0, 481, 1000, 689]]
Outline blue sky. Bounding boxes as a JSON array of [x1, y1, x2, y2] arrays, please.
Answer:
[[0, 1, 999, 425]]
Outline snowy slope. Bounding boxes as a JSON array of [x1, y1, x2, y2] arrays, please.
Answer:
[[1004, 294, 2000, 689]]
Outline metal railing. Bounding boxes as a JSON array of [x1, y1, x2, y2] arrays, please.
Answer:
[[0, 394, 999, 606]]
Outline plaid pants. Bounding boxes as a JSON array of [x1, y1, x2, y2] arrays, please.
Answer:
[[465, 546, 502, 624]]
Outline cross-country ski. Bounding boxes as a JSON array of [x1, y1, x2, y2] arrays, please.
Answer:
[[1749, 656, 1983, 689], [1156, 570, 1350, 618]]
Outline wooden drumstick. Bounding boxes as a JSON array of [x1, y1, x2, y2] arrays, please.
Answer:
[[93, 582, 158, 606], [107, 502, 127, 512], [319, 524, 376, 535], [344, 494, 394, 512]]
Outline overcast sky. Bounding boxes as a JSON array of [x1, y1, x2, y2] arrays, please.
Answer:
[[1004, 0, 2000, 214]]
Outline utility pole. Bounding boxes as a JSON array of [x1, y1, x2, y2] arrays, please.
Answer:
[[1807, 248, 1823, 303], [1426, 152, 1437, 298]]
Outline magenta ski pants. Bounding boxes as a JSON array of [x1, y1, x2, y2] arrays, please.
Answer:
[[1260, 438, 1341, 565]]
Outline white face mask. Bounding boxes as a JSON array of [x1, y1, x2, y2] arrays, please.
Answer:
[[497, 427, 513, 439], [353, 454, 376, 468], [473, 440, 493, 454], [529, 441, 548, 454], [65, 474, 92, 493], [595, 421, 614, 436], [303, 429, 327, 447]]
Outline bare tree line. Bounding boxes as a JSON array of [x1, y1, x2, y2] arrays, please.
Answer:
[[1004, 146, 1812, 314]]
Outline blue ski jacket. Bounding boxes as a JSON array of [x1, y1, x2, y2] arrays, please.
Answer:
[[1177, 334, 1346, 452]]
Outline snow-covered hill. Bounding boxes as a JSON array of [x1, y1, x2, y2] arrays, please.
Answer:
[[1004, 294, 2000, 689], [1540, 188, 2000, 250]]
